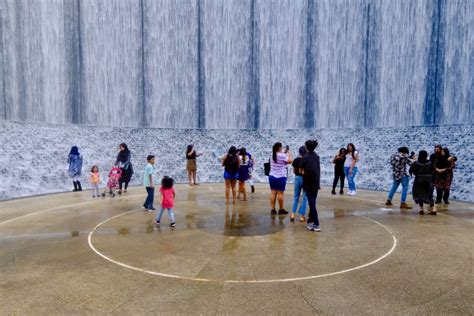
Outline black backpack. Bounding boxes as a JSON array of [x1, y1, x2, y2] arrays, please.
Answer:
[[263, 159, 270, 176]]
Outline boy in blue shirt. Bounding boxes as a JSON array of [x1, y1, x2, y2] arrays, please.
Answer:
[[143, 155, 156, 211]]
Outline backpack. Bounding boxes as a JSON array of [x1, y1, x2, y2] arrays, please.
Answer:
[[264, 159, 270, 176]]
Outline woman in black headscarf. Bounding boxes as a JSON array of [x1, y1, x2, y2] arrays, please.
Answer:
[[68, 146, 83, 191], [115, 143, 134, 194], [409, 150, 435, 215]]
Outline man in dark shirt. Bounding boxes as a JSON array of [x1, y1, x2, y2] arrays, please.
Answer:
[[429, 145, 442, 164], [300, 140, 321, 232]]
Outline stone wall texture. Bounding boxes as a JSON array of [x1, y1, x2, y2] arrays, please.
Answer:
[[0, 120, 472, 202]]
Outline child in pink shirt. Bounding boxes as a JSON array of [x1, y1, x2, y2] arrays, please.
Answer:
[[154, 176, 176, 227]]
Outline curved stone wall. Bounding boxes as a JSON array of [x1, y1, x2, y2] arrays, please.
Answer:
[[0, 120, 472, 202]]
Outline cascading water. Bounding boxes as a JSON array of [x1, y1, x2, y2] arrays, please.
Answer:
[[0, 0, 472, 129]]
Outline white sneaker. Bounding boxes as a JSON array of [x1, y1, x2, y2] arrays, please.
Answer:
[[346, 190, 353, 195], [351, 191, 357, 195]]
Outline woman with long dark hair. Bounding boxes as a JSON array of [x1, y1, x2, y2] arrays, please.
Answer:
[[222, 146, 240, 204], [237, 147, 250, 201], [269, 142, 293, 215], [332, 148, 346, 195], [186, 144, 202, 186], [410, 150, 435, 215], [344, 143, 359, 195], [434, 148, 456, 204], [68, 146, 83, 192], [115, 143, 134, 194]]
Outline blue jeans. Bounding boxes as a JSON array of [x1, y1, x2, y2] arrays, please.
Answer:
[[387, 175, 409, 203], [156, 207, 175, 223], [306, 190, 319, 226], [344, 167, 358, 191], [143, 187, 154, 209], [292, 175, 307, 216]]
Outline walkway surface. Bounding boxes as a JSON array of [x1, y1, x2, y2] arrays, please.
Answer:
[[1, 184, 473, 314]]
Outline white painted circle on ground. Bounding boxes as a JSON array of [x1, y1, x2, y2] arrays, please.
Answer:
[[88, 210, 398, 283]]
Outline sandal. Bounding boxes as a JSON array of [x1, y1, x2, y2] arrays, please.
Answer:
[[290, 214, 295, 222], [299, 216, 306, 223]]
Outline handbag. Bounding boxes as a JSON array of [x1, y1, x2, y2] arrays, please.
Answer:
[[264, 160, 271, 176]]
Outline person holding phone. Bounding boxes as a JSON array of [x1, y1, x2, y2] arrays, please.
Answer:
[[186, 144, 203, 186], [269, 142, 293, 215]]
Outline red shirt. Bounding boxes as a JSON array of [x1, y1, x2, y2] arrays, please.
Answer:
[[160, 187, 175, 208]]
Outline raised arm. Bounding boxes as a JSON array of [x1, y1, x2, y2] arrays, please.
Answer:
[[286, 151, 293, 164], [222, 154, 227, 167]]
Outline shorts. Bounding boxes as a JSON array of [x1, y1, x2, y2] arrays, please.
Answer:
[[269, 176, 287, 191], [186, 159, 197, 172], [224, 171, 239, 180]]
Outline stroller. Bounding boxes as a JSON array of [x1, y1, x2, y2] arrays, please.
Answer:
[[102, 166, 122, 197]]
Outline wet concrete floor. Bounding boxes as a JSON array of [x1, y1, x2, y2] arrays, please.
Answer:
[[0, 184, 473, 314]]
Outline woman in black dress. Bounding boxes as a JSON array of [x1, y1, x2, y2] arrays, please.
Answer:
[[409, 150, 435, 215], [115, 143, 134, 194], [434, 148, 456, 204]]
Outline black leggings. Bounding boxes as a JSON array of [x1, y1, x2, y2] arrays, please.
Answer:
[[435, 188, 450, 202], [332, 171, 345, 190], [119, 168, 133, 191], [119, 178, 129, 191]]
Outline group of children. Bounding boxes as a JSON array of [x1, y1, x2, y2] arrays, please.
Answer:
[[66, 145, 180, 229], [142, 155, 176, 228], [87, 155, 177, 227]]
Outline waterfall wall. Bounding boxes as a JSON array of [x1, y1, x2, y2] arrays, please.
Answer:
[[1, 0, 473, 129]]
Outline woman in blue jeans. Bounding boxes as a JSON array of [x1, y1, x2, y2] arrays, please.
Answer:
[[290, 146, 308, 222], [344, 143, 359, 195]]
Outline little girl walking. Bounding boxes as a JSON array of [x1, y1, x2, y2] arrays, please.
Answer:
[[89, 166, 101, 198], [154, 176, 176, 227]]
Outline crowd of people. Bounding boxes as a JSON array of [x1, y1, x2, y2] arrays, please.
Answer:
[[385, 144, 457, 215], [66, 141, 456, 231], [259, 140, 359, 232]]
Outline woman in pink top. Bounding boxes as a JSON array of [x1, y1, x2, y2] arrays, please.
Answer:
[[154, 176, 176, 227], [269, 142, 293, 215]]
